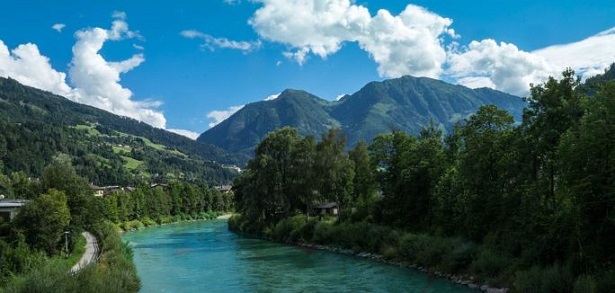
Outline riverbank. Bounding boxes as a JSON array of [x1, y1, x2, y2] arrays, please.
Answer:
[[294, 242, 506, 293], [229, 214, 512, 292], [117, 211, 230, 233]]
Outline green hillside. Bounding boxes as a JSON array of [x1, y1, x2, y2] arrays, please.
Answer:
[[0, 77, 238, 186]]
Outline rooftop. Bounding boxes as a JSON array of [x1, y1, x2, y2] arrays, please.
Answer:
[[0, 200, 27, 208]]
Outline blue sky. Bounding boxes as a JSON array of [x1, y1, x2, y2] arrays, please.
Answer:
[[0, 0, 614, 139]]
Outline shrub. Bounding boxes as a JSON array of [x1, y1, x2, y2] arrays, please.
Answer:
[[514, 264, 573, 293], [442, 238, 477, 273], [470, 248, 512, 280], [140, 217, 156, 227], [312, 221, 334, 244], [573, 275, 597, 293], [514, 266, 544, 292], [594, 269, 615, 293]]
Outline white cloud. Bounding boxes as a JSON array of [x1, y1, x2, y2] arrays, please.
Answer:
[[335, 94, 346, 101], [181, 30, 261, 53], [68, 12, 166, 128], [167, 128, 200, 140], [446, 39, 558, 96], [533, 27, 615, 80], [446, 28, 615, 96], [248, 1, 614, 96], [207, 105, 244, 128], [52, 23, 66, 32], [223, 0, 241, 5], [264, 92, 280, 101], [249, 0, 455, 78], [0, 40, 74, 97]]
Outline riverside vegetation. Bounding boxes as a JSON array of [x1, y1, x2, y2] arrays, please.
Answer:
[[0, 154, 233, 292], [230, 68, 615, 292]]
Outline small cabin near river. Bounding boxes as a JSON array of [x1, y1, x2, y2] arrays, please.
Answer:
[[312, 202, 339, 216]]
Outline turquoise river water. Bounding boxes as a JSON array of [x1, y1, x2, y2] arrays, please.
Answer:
[[123, 220, 474, 292]]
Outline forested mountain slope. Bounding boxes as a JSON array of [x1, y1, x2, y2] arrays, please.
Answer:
[[0, 77, 238, 186], [198, 75, 526, 156]]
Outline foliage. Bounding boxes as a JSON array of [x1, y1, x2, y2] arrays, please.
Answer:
[[231, 66, 615, 292], [4, 221, 141, 293], [12, 189, 70, 255], [0, 77, 239, 186]]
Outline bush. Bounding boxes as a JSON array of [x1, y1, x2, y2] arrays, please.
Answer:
[[442, 238, 477, 273], [140, 217, 156, 227], [594, 269, 615, 293], [5, 221, 140, 292], [312, 221, 335, 244], [573, 275, 597, 293], [514, 264, 573, 293], [470, 248, 512, 280]]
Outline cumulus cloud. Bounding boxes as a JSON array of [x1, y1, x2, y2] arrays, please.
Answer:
[[447, 28, 615, 96], [249, 0, 455, 78], [52, 23, 66, 32], [0, 40, 73, 96], [167, 128, 200, 140], [181, 30, 261, 53], [247, 1, 615, 96], [68, 12, 166, 128], [207, 105, 244, 128], [223, 0, 241, 5], [446, 40, 558, 96]]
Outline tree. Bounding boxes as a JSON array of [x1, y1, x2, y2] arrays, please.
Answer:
[[523, 69, 583, 199], [457, 105, 514, 240], [558, 81, 615, 265], [314, 129, 354, 219], [349, 141, 377, 217], [41, 154, 98, 229], [12, 189, 70, 255]]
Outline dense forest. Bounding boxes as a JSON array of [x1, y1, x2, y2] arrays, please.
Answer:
[[230, 67, 615, 292], [0, 155, 233, 291], [0, 76, 240, 186]]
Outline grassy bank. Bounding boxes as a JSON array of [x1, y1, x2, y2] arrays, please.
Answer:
[[3, 221, 140, 293], [117, 211, 228, 232], [229, 214, 615, 292]]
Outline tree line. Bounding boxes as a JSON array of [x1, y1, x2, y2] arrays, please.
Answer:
[[231, 67, 615, 291], [0, 153, 233, 289]]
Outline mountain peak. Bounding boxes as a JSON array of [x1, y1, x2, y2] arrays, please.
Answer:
[[198, 76, 527, 156]]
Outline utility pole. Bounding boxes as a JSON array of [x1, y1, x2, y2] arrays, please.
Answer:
[[64, 231, 70, 257]]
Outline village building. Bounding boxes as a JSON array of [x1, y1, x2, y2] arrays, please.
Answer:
[[214, 185, 233, 194], [312, 202, 339, 216], [91, 185, 135, 197], [0, 199, 27, 222]]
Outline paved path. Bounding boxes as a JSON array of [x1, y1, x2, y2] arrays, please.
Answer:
[[70, 231, 99, 273]]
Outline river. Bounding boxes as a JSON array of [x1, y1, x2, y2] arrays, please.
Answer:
[[123, 220, 474, 292]]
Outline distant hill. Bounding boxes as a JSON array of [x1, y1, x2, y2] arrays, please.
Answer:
[[198, 75, 526, 156], [0, 77, 239, 186], [198, 89, 341, 156]]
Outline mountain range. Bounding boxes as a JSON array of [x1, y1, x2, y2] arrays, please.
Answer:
[[198, 75, 527, 157]]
